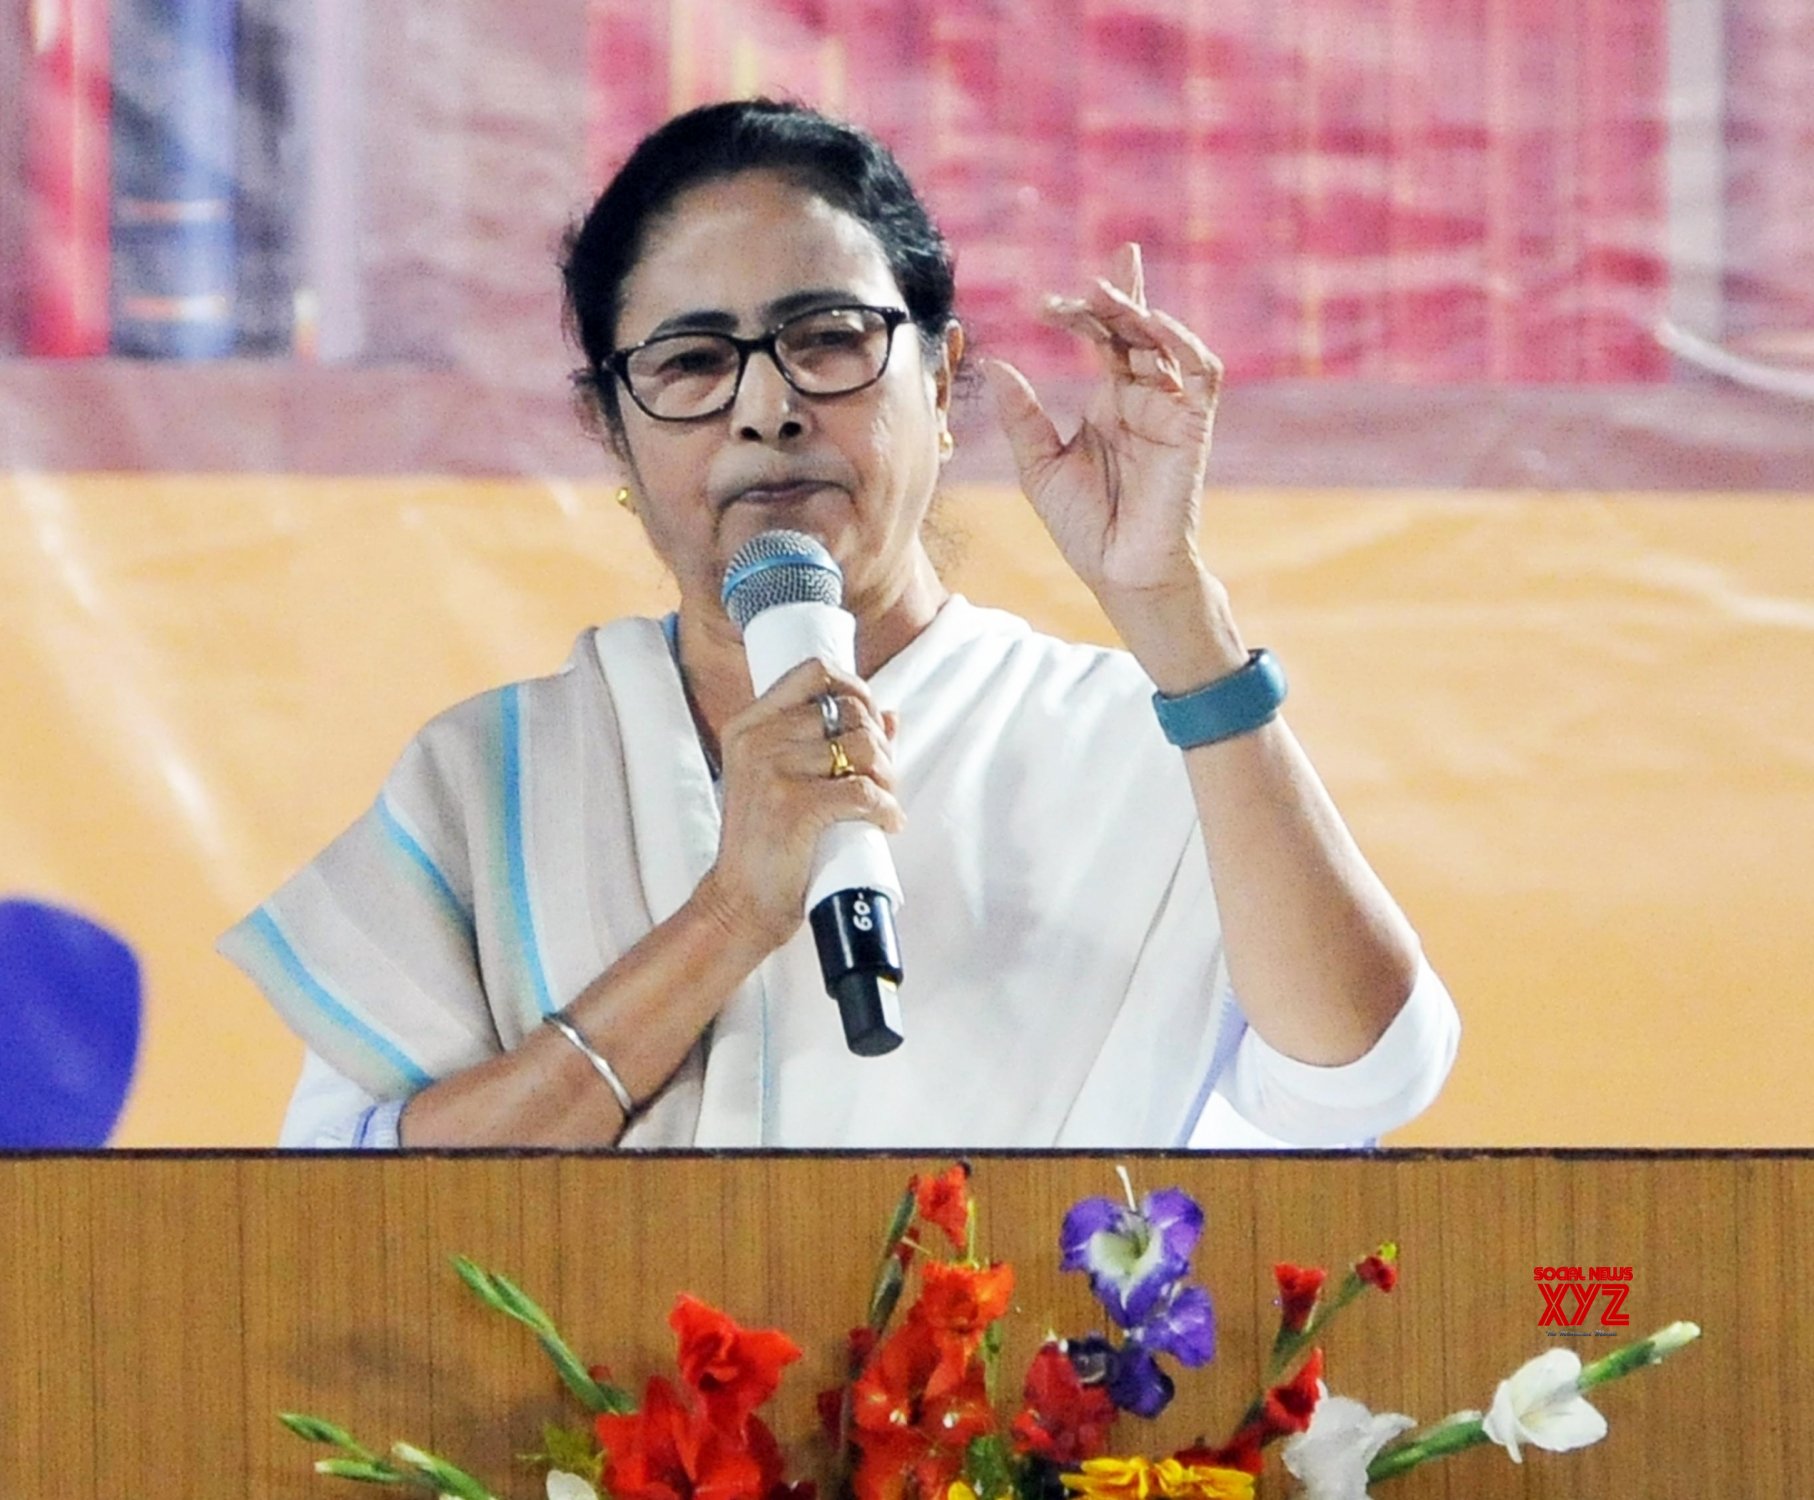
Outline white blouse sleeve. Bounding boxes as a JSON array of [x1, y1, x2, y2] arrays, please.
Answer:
[[1200, 955, 1461, 1148], [279, 1047, 407, 1149]]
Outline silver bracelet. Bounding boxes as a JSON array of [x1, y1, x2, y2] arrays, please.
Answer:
[[542, 1011, 637, 1117]]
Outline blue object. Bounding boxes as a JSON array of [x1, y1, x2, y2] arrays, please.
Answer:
[[1151, 648, 1289, 749], [0, 899, 143, 1147]]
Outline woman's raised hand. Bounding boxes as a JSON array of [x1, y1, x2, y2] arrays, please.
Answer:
[[984, 243, 1224, 607], [696, 659, 903, 952]]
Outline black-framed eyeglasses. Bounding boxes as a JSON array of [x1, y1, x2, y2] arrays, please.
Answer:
[[606, 304, 912, 422]]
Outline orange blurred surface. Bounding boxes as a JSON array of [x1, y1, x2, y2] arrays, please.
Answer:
[[4, 474, 1809, 1145]]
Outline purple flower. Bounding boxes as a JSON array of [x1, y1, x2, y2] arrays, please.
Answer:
[[1062, 1334, 1118, 1388], [1136, 1282, 1217, 1368], [1104, 1346, 1175, 1419], [1063, 1335, 1177, 1420], [1060, 1187, 1205, 1328]]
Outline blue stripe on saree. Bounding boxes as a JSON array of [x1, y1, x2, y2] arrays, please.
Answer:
[[247, 908, 433, 1091], [376, 789, 473, 934], [500, 685, 557, 1017]]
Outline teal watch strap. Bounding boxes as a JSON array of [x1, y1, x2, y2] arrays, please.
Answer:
[[1151, 648, 1287, 748]]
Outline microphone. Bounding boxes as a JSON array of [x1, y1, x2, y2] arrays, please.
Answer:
[[721, 530, 906, 1056]]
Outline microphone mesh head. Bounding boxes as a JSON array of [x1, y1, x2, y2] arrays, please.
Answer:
[[722, 530, 844, 628]]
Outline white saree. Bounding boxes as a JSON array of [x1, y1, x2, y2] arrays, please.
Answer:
[[222, 596, 1458, 1148]]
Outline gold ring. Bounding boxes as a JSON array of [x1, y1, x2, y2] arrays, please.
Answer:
[[827, 737, 855, 779]]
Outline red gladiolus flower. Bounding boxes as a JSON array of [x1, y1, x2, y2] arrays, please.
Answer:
[[912, 1163, 972, 1252], [851, 1376, 993, 1500], [852, 1427, 965, 1500], [599, 1376, 773, 1500], [848, 1315, 994, 1500], [670, 1294, 803, 1437], [1011, 1342, 1117, 1463], [1356, 1250, 1399, 1293], [815, 1383, 844, 1441], [1175, 1428, 1264, 1478], [845, 1325, 879, 1372], [1261, 1348, 1325, 1439], [1272, 1264, 1326, 1334], [817, 1326, 882, 1438], [851, 1318, 941, 1435], [913, 1260, 1014, 1397]]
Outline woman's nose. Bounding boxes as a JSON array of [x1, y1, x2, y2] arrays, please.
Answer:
[[732, 348, 806, 442]]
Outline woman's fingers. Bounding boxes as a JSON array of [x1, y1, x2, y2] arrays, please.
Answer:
[[728, 661, 889, 747], [815, 767, 908, 835], [983, 357, 1066, 482], [1041, 296, 1134, 382], [754, 657, 872, 714], [1084, 278, 1222, 391], [711, 658, 906, 947], [1041, 287, 1219, 405], [776, 720, 896, 791]]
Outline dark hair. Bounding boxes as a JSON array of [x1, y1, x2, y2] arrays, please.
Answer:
[[561, 99, 957, 433]]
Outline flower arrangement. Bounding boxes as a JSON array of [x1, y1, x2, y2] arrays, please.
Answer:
[[283, 1164, 1699, 1500]]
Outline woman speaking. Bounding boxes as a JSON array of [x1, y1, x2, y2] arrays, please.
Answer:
[[222, 100, 1459, 1148]]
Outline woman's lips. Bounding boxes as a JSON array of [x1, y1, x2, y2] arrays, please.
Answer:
[[732, 480, 832, 505]]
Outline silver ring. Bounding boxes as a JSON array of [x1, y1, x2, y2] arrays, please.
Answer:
[[816, 690, 844, 741]]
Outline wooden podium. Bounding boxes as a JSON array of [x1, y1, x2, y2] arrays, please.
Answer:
[[1, 1152, 1807, 1497]]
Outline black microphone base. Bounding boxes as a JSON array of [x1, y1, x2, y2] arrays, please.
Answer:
[[828, 972, 905, 1056], [809, 888, 905, 1056]]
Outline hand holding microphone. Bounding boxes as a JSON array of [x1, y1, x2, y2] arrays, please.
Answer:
[[716, 530, 908, 1056]]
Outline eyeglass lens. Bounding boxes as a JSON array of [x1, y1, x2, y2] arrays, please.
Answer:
[[624, 307, 895, 419]]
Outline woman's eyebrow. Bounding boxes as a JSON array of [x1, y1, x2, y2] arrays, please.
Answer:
[[642, 288, 862, 341]]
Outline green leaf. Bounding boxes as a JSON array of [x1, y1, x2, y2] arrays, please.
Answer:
[[867, 1253, 907, 1329], [963, 1434, 1017, 1500], [522, 1421, 606, 1485], [882, 1182, 917, 1249]]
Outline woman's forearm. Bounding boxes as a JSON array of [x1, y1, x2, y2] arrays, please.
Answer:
[[1111, 572, 1423, 1067], [397, 872, 773, 1146]]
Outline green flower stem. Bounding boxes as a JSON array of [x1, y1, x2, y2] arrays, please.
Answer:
[[1367, 1323, 1703, 1487], [981, 1319, 1004, 1408], [838, 1183, 921, 1489], [280, 1412, 381, 1463], [1366, 1413, 1491, 1482], [282, 1416, 441, 1492], [1264, 1270, 1364, 1386], [1579, 1321, 1701, 1389], [451, 1256, 635, 1415], [392, 1441, 498, 1500], [313, 1456, 439, 1491], [1231, 1269, 1367, 1433]]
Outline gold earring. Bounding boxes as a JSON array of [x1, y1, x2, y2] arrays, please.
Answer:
[[615, 486, 635, 513], [938, 430, 955, 458]]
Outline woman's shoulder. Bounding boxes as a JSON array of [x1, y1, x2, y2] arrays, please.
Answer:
[[900, 595, 1154, 707], [401, 618, 667, 766]]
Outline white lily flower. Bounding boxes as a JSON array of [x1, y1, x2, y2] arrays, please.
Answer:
[[546, 1471, 599, 1500], [1482, 1349, 1608, 1463], [1282, 1383, 1416, 1500]]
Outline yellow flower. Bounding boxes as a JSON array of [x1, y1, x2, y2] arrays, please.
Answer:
[[1061, 1456, 1254, 1500]]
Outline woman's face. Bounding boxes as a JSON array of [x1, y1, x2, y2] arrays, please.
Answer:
[[610, 169, 960, 622]]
